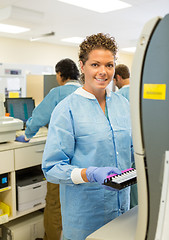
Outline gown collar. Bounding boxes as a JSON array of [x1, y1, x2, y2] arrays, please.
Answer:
[[65, 80, 81, 86], [74, 87, 111, 99]]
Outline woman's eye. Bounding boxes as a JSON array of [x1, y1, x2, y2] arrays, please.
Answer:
[[107, 64, 114, 68], [91, 63, 98, 67]]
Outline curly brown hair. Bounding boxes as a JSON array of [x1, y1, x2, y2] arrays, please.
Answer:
[[79, 33, 118, 83]]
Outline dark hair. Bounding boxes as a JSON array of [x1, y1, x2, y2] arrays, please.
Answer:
[[79, 33, 118, 83], [55, 58, 80, 82], [114, 64, 130, 79]]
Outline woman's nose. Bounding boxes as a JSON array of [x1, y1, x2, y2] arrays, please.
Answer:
[[99, 66, 106, 75]]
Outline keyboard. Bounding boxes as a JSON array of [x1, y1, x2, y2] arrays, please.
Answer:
[[16, 127, 48, 138], [16, 130, 25, 137], [104, 168, 137, 190], [32, 127, 48, 138]]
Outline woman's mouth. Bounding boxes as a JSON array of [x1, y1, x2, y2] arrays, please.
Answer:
[[95, 78, 107, 82]]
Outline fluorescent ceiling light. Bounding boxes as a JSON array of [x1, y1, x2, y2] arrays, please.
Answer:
[[0, 6, 44, 23], [0, 23, 30, 34], [30, 32, 55, 41], [58, 0, 131, 13], [61, 37, 84, 44], [121, 47, 136, 53]]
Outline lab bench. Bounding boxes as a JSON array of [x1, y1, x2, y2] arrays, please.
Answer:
[[0, 136, 46, 225], [86, 206, 137, 240]]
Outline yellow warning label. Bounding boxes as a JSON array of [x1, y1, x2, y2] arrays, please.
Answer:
[[9, 92, 19, 98], [143, 84, 166, 100]]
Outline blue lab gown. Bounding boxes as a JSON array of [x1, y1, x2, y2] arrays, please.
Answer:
[[42, 87, 134, 240], [117, 85, 130, 101], [116, 86, 138, 208], [25, 81, 81, 139]]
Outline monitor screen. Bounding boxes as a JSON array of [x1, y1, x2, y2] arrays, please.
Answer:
[[5, 97, 35, 127]]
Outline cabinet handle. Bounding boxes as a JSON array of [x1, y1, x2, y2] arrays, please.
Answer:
[[33, 202, 42, 207], [35, 149, 44, 153], [33, 185, 41, 189]]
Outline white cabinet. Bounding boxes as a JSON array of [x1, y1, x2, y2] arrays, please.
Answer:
[[0, 150, 15, 223], [0, 138, 46, 224], [14, 144, 45, 170], [0, 151, 14, 174]]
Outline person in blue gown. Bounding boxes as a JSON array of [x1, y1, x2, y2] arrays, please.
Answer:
[[113, 63, 130, 101], [42, 33, 134, 240], [16, 58, 81, 240], [113, 63, 138, 209]]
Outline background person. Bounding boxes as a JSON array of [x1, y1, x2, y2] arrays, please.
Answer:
[[42, 33, 134, 240], [113, 63, 138, 208], [113, 63, 130, 100], [16, 58, 81, 240]]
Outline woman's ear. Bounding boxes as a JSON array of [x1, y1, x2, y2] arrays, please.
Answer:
[[80, 61, 84, 73]]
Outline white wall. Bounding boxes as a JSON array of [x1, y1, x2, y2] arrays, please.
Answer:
[[0, 36, 133, 70], [117, 52, 134, 71], [0, 37, 79, 68]]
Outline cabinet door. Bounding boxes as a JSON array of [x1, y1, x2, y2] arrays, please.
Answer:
[[0, 150, 14, 174], [14, 144, 45, 170]]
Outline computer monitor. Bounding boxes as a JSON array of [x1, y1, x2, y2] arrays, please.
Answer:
[[5, 97, 35, 129]]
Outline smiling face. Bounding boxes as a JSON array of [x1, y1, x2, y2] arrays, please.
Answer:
[[80, 48, 115, 96]]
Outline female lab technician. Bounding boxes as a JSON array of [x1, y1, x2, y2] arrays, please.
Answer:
[[42, 33, 134, 240], [16, 58, 81, 240]]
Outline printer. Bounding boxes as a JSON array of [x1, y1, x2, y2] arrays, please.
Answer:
[[16, 167, 47, 212]]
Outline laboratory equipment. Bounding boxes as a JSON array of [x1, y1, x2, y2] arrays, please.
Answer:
[[0, 66, 25, 98], [86, 166, 121, 185], [0, 63, 54, 98], [104, 168, 137, 190], [5, 97, 35, 129], [131, 12, 169, 240], [0, 93, 23, 143], [86, 13, 169, 240], [0, 173, 8, 189], [1, 211, 44, 240], [16, 166, 47, 212]]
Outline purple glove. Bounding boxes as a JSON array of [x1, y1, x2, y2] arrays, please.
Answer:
[[86, 167, 121, 185], [15, 135, 30, 143]]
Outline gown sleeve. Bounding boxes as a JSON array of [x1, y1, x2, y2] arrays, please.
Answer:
[[42, 98, 77, 185], [25, 88, 59, 139]]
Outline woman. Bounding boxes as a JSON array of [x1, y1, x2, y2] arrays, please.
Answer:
[[42, 33, 134, 240]]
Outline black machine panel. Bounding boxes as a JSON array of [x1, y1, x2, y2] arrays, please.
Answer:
[[141, 14, 169, 240]]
